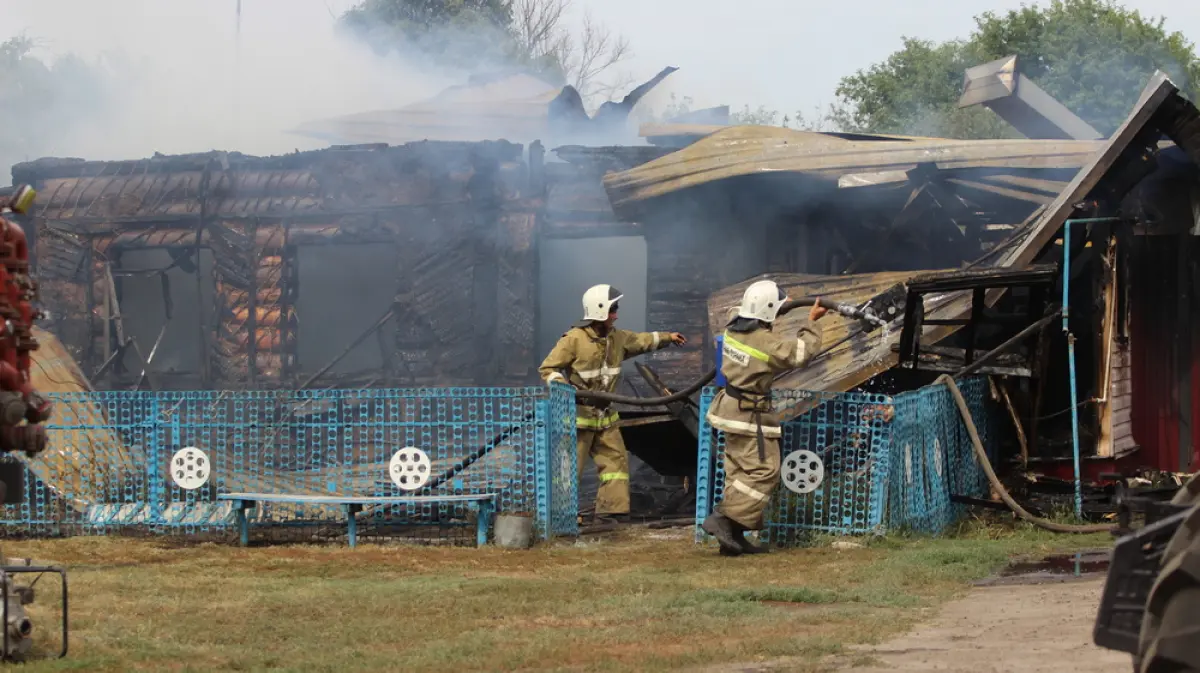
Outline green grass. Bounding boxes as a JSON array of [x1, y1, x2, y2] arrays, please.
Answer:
[[9, 521, 1110, 673]]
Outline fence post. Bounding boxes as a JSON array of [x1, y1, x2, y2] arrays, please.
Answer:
[[534, 393, 551, 541], [868, 397, 895, 532], [694, 387, 714, 544], [148, 394, 165, 529]]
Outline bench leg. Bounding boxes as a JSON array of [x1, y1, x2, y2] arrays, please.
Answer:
[[236, 502, 250, 547], [476, 502, 493, 548], [345, 504, 358, 548]]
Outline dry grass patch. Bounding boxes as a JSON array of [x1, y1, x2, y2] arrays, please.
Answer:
[[7, 523, 1109, 672]]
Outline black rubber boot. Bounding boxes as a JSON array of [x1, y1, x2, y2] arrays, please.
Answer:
[[733, 524, 769, 554], [702, 513, 743, 557]]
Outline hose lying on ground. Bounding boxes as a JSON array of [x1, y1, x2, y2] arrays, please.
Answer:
[[936, 374, 1115, 534], [574, 297, 877, 407]]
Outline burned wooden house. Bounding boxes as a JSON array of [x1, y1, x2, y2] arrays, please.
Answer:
[[13, 61, 1200, 520], [17, 141, 545, 391]]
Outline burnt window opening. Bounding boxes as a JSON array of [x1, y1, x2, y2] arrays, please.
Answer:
[[294, 244, 399, 380], [538, 236, 648, 376], [112, 247, 214, 381]]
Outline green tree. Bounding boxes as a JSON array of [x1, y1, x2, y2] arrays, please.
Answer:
[[833, 0, 1200, 139], [340, 0, 516, 72], [0, 36, 114, 180], [341, 0, 632, 104]]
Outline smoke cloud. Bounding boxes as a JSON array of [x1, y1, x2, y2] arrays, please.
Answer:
[[0, 0, 464, 169]]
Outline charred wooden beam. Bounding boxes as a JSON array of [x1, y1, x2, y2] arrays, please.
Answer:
[[906, 264, 1059, 293], [300, 307, 395, 389], [468, 150, 502, 385], [953, 309, 1061, 379], [843, 184, 930, 275], [909, 359, 1031, 378], [957, 55, 1102, 141]]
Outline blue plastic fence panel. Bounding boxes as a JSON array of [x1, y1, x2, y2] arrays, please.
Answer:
[[695, 376, 994, 545], [888, 377, 992, 534], [0, 387, 577, 543], [542, 382, 579, 539], [696, 386, 893, 543]]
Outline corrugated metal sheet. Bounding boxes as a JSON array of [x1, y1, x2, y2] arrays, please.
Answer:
[[603, 125, 1104, 214]]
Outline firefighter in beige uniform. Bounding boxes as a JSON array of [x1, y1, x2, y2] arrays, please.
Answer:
[[539, 285, 686, 520], [702, 279, 826, 556]]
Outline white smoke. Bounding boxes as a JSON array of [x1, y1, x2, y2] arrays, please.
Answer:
[[0, 0, 458, 163]]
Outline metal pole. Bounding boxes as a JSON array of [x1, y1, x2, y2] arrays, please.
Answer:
[[1062, 217, 1121, 519]]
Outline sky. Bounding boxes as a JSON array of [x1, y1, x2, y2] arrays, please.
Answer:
[[574, 0, 1200, 117], [0, 0, 1197, 158]]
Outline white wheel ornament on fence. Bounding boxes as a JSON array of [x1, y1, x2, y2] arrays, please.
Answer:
[[781, 450, 824, 495], [170, 447, 211, 490], [389, 447, 432, 491]]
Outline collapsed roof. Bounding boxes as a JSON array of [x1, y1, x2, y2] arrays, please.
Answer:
[[684, 72, 1200, 419], [602, 127, 1101, 218], [291, 67, 678, 147]]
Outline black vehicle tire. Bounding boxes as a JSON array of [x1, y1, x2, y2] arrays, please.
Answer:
[[1136, 504, 1200, 673]]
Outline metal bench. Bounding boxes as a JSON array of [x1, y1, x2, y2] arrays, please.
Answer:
[[217, 493, 497, 548]]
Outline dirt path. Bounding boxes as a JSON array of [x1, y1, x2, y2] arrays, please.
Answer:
[[699, 576, 1132, 673], [847, 577, 1132, 673]]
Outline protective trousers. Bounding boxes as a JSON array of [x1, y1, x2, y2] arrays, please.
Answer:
[[577, 427, 630, 515], [717, 432, 781, 530]]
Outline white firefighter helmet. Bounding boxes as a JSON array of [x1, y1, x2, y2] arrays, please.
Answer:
[[582, 284, 623, 322], [737, 280, 788, 323]]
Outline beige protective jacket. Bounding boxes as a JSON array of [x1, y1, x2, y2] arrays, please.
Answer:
[[706, 316, 823, 437], [539, 324, 673, 430]]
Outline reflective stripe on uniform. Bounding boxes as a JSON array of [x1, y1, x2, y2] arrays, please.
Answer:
[[577, 410, 620, 429], [599, 472, 629, 482], [731, 479, 770, 501], [790, 338, 808, 367], [722, 333, 770, 366], [651, 332, 661, 349], [706, 411, 782, 438], [576, 365, 623, 381], [546, 372, 566, 384]]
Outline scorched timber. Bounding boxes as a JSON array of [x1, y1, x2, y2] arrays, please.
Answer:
[[761, 73, 1192, 421]]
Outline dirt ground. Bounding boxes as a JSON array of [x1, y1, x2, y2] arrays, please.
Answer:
[[703, 576, 1133, 673], [847, 577, 1132, 673]]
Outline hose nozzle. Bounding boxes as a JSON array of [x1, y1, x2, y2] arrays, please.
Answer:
[[829, 302, 888, 330]]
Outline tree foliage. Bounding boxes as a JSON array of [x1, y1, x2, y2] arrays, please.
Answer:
[[832, 0, 1200, 139], [340, 0, 631, 103], [341, 0, 516, 72], [0, 37, 114, 180]]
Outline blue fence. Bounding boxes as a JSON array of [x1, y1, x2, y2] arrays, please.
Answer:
[[695, 377, 993, 545], [0, 386, 577, 544]]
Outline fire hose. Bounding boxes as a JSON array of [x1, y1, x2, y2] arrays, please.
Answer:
[[937, 374, 1114, 534], [573, 297, 888, 406], [420, 300, 878, 489], [567, 294, 1112, 533]]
